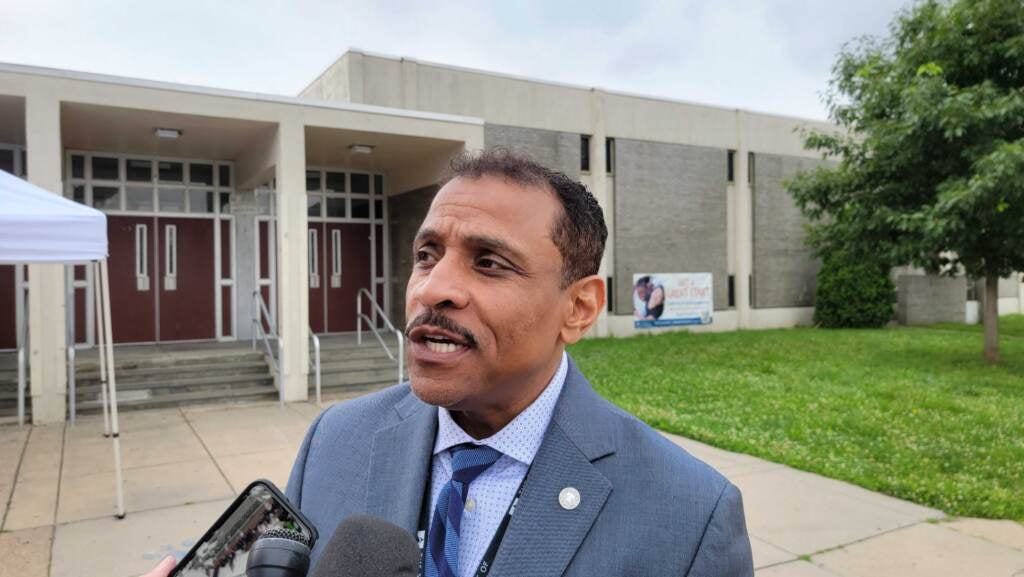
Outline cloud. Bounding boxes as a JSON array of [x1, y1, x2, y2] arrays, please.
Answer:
[[0, 0, 907, 119]]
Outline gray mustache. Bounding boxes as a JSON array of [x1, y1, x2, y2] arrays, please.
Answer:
[[405, 310, 478, 348]]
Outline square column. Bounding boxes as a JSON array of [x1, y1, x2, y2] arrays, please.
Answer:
[[25, 90, 68, 423], [589, 89, 610, 337], [274, 117, 309, 401], [734, 113, 754, 329]]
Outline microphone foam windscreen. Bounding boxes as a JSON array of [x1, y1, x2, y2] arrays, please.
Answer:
[[308, 515, 420, 577]]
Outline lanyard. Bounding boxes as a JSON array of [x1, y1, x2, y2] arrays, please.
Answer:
[[417, 472, 528, 577]]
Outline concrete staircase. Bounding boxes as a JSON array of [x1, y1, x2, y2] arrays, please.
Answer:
[[0, 334, 403, 422], [310, 333, 403, 397], [0, 357, 26, 424], [71, 342, 277, 414]]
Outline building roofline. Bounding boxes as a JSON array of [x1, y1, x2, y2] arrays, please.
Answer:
[[343, 48, 833, 126], [0, 61, 485, 127]]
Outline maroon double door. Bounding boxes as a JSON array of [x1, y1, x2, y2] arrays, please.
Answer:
[[0, 266, 16, 349], [107, 215, 217, 343], [308, 222, 372, 333]]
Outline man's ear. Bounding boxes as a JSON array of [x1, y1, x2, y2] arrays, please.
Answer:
[[560, 275, 606, 345]]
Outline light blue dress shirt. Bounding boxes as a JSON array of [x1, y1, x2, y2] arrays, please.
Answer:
[[427, 351, 568, 577]]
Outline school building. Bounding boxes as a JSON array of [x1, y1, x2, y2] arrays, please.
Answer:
[[1, 49, 1021, 424]]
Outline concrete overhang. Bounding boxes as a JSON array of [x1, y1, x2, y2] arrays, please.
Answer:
[[0, 61, 484, 128]]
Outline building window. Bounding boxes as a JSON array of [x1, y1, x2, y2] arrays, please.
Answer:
[[747, 152, 755, 184], [728, 274, 735, 307], [605, 138, 615, 174], [66, 151, 234, 215], [580, 135, 591, 172], [727, 150, 735, 182]]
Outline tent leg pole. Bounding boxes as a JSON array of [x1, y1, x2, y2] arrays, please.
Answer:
[[99, 259, 125, 518], [94, 263, 110, 438], [16, 264, 25, 426], [66, 266, 75, 426]]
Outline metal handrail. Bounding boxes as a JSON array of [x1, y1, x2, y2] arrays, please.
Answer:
[[310, 330, 321, 405], [67, 345, 76, 426], [251, 290, 283, 407], [356, 288, 404, 384]]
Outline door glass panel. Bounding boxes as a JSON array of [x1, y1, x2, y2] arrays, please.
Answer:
[[92, 157, 120, 181], [125, 186, 155, 211], [325, 171, 345, 193], [326, 197, 346, 218], [374, 199, 384, 220], [158, 188, 186, 212], [189, 163, 214, 185], [307, 195, 322, 217], [374, 174, 383, 195], [0, 149, 13, 174], [71, 154, 85, 178], [218, 164, 231, 187], [92, 186, 121, 209], [306, 170, 321, 192], [190, 190, 214, 213], [219, 192, 231, 213], [351, 197, 370, 219], [351, 173, 370, 194], [158, 161, 184, 183], [72, 185, 86, 204], [126, 159, 153, 182]]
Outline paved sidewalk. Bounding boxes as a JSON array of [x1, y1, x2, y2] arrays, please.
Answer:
[[2, 397, 1023, 577]]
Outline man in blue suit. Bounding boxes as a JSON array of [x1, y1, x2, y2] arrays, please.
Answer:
[[140, 149, 752, 577], [292, 149, 753, 577]]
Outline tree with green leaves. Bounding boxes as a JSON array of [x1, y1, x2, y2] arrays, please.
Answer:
[[788, 0, 1024, 362]]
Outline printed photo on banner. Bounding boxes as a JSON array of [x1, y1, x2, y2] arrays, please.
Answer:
[[633, 273, 714, 328]]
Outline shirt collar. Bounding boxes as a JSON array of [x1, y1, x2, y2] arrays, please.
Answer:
[[433, 351, 569, 465]]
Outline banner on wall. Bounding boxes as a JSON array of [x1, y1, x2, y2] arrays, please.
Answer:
[[632, 273, 713, 328]]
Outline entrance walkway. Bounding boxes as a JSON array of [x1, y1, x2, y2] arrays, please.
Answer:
[[1, 397, 1022, 577]]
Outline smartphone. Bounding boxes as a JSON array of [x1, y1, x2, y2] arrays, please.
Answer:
[[170, 479, 318, 577]]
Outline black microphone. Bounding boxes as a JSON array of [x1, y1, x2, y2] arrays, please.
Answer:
[[308, 515, 419, 577], [246, 528, 312, 577]]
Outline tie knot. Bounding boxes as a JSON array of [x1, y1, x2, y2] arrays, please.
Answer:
[[449, 444, 502, 484]]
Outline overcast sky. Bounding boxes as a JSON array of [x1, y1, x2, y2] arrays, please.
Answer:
[[1, 0, 908, 120]]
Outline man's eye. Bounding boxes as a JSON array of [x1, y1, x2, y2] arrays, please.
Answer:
[[477, 257, 503, 270], [415, 250, 435, 264]]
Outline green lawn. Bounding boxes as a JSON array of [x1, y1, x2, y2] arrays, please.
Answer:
[[568, 315, 1024, 521]]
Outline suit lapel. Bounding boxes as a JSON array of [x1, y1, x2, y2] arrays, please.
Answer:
[[365, 391, 437, 533], [488, 358, 618, 577]]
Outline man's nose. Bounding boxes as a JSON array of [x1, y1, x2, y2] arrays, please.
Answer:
[[411, 253, 470, 310]]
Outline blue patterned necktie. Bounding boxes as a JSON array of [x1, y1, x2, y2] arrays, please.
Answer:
[[424, 443, 503, 577]]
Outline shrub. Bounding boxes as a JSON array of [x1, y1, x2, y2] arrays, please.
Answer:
[[814, 251, 894, 328]]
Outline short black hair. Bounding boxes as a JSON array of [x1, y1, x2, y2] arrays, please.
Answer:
[[443, 148, 607, 288]]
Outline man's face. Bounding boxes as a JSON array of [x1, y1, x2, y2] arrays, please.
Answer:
[[405, 175, 567, 412], [636, 284, 647, 300]]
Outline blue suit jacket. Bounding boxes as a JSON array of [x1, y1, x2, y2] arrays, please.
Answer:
[[286, 356, 754, 577]]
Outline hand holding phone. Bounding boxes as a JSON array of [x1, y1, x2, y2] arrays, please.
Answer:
[[166, 479, 317, 577], [139, 556, 175, 577]]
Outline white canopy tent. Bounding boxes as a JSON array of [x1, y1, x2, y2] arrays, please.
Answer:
[[0, 169, 126, 518]]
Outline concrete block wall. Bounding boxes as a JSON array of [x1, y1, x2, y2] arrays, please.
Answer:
[[999, 273, 1021, 298], [483, 124, 581, 178], [388, 184, 438, 325], [897, 275, 966, 325], [613, 138, 729, 313], [752, 153, 825, 308]]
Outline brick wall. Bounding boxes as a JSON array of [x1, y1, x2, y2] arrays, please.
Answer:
[[752, 153, 826, 308], [613, 139, 729, 313]]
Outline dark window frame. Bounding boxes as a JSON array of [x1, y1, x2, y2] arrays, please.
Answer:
[[605, 137, 615, 174]]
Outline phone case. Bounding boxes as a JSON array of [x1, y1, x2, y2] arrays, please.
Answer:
[[169, 478, 318, 576]]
